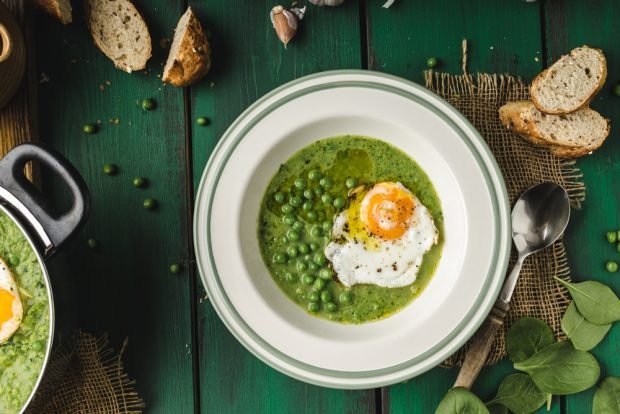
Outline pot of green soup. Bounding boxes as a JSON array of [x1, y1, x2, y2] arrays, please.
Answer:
[[0, 143, 89, 413]]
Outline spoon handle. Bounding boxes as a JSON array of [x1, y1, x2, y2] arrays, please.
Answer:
[[453, 300, 509, 389]]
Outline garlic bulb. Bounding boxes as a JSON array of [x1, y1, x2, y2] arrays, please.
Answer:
[[270, 5, 306, 47], [309, 0, 345, 6]]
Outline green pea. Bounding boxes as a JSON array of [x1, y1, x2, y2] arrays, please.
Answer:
[[281, 236, 289, 244], [313, 278, 326, 291], [281, 204, 293, 214], [322, 221, 332, 232], [297, 261, 308, 271], [606, 261, 618, 273], [309, 242, 319, 252], [31, 340, 44, 352], [285, 273, 297, 283], [320, 290, 332, 303], [308, 302, 320, 312], [298, 243, 310, 254], [324, 302, 337, 312], [292, 221, 304, 231], [274, 192, 286, 203], [83, 123, 97, 134], [302, 201, 314, 211], [314, 253, 326, 266], [314, 187, 324, 196], [282, 215, 295, 225], [142, 98, 156, 111], [308, 262, 319, 271], [301, 273, 314, 285], [307, 290, 319, 302], [307, 211, 318, 221], [287, 246, 298, 257], [287, 229, 300, 241], [319, 268, 332, 280], [308, 170, 322, 181], [333, 197, 345, 209], [426, 57, 438, 68], [197, 116, 210, 126], [294, 178, 307, 189], [614, 84, 620, 97], [606, 231, 617, 243], [295, 287, 305, 296], [319, 177, 333, 188], [339, 291, 352, 304], [7, 254, 20, 266], [103, 163, 117, 175], [273, 253, 287, 264], [303, 189, 314, 200], [345, 178, 357, 189], [321, 194, 333, 204], [143, 198, 157, 210], [290, 196, 303, 207], [170, 263, 182, 274], [303, 254, 312, 262], [132, 177, 147, 188], [310, 226, 322, 237]]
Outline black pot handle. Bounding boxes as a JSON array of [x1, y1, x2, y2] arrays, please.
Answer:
[[0, 143, 90, 255]]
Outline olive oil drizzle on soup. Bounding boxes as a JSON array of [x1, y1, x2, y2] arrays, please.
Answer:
[[257, 136, 443, 323]]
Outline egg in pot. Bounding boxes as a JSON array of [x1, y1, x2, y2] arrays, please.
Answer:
[[0, 257, 23, 344], [325, 182, 438, 288]]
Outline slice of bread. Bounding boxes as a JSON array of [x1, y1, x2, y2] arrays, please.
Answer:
[[162, 7, 211, 87], [31, 0, 72, 24], [499, 101, 610, 157], [84, 0, 151, 73], [530, 46, 606, 114]]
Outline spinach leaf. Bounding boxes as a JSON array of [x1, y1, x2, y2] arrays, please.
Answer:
[[486, 373, 546, 414], [435, 387, 490, 414], [505, 317, 555, 363], [561, 301, 611, 351], [592, 377, 620, 414], [513, 341, 600, 395], [553, 277, 620, 325]]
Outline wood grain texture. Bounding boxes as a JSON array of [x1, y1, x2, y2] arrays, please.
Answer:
[[34, 1, 196, 412], [188, 1, 376, 413], [366, 1, 560, 413], [544, 1, 620, 412]]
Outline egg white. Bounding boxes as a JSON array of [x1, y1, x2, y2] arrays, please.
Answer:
[[325, 188, 438, 288], [0, 257, 23, 344]]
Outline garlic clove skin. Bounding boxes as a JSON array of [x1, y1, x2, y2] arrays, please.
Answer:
[[309, 0, 345, 6], [270, 5, 306, 47]]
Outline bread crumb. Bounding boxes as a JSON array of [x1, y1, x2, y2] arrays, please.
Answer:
[[99, 84, 105, 91], [109, 118, 120, 125], [105, 80, 111, 85], [534, 57, 540, 62]]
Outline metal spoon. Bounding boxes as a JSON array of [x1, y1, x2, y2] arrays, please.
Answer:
[[454, 182, 570, 389]]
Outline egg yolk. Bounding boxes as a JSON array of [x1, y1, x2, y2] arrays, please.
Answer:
[[0, 288, 15, 326], [360, 182, 415, 240]]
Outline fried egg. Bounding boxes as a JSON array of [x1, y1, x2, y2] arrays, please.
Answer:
[[325, 182, 438, 288], [0, 257, 23, 344]]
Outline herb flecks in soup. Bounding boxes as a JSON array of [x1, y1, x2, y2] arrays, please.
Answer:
[[258, 136, 443, 323], [0, 211, 50, 413]]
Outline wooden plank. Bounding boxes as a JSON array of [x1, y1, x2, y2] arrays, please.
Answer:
[[34, 1, 196, 412], [188, 1, 376, 412], [366, 1, 557, 413], [543, 0, 620, 412]]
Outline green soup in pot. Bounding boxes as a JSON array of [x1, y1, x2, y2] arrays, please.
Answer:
[[0, 210, 50, 413], [257, 135, 444, 323]]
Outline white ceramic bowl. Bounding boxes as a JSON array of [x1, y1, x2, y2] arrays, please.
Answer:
[[194, 70, 511, 389]]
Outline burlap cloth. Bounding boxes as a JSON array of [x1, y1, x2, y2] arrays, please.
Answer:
[[425, 63, 585, 366], [26, 332, 144, 413]]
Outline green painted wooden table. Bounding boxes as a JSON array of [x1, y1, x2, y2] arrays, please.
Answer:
[[33, 0, 618, 412]]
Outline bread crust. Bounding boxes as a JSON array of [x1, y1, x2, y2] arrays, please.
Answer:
[[84, 0, 152, 73], [31, 0, 72, 24], [530, 46, 607, 114], [549, 119, 610, 158], [162, 8, 211, 87]]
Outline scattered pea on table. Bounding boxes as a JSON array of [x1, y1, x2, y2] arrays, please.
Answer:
[[132, 177, 147, 188], [169, 263, 182, 274], [606, 231, 617, 243], [86, 238, 98, 249], [103, 164, 118, 176], [426, 56, 438, 68], [143, 198, 157, 210], [196, 116, 210, 126], [141, 98, 156, 111], [83, 123, 97, 134], [606, 260, 618, 273]]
